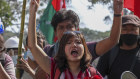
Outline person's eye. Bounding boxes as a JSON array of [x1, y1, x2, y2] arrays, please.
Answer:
[[67, 25, 74, 29], [76, 41, 81, 44], [67, 41, 71, 44]]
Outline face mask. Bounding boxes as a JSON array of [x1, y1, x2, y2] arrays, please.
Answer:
[[120, 34, 139, 46], [11, 55, 18, 66], [26, 49, 34, 61]]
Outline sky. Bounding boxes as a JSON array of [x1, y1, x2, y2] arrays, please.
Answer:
[[68, 0, 113, 32], [6, 0, 113, 32]]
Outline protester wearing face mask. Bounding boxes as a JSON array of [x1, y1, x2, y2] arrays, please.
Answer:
[[4, 36, 25, 66], [97, 15, 140, 79], [16, 32, 46, 79], [4, 36, 25, 78], [25, 32, 46, 71]]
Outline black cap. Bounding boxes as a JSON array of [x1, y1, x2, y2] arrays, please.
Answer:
[[122, 15, 140, 27]]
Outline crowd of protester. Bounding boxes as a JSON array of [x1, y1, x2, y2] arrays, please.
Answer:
[[1, 0, 140, 79]]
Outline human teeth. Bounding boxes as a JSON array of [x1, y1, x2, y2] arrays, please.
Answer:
[[71, 51, 78, 57]]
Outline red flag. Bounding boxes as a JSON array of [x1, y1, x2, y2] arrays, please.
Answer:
[[52, 0, 66, 11], [134, 0, 140, 18], [124, 0, 134, 12], [124, 0, 140, 18]]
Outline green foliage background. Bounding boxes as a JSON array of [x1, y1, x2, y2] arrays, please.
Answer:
[[0, 0, 15, 29], [0, 0, 114, 43]]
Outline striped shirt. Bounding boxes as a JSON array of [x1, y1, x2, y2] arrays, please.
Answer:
[[50, 58, 103, 79]]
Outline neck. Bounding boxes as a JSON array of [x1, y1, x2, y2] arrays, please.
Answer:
[[120, 43, 138, 50], [68, 61, 81, 76]]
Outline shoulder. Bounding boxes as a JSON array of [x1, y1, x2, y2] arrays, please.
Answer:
[[102, 44, 119, 56], [3, 53, 14, 68], [44, 45, 54, 53], [3, 54, 16, 79], [0, 53, 13, 67], [50, 58, 61, 79], [86, 42, 98, 60], [4, 53, 13, 64], [86, 41, 97, 46], [44, 44, 53, 50], [86, 41, 97, 51]]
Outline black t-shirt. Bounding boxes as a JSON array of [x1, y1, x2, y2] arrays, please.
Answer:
[[97, 46, 140, 79], [109, 47, 139, 79]]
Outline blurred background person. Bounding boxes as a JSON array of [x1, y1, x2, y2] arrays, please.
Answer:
[[4, 36, 25, 79], [0, 34, 16, 79], [17, 32, 46, 79], [4, 36, 25, 66]]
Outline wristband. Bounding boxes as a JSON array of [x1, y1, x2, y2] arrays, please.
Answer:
[[114, 14, 121, 17]]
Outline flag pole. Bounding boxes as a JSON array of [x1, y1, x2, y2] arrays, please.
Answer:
[[16, 0, 26, 78]]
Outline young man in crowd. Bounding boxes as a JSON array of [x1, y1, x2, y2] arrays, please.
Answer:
[[97, 15, 140, 79]]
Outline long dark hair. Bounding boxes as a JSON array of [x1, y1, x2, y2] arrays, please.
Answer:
[[54, 31, 92, 72]]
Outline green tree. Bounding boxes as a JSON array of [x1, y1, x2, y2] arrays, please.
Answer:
[[89, 0, 111, 5], [0, 0, 15, 29], [80, 27, 110, 42], [1, 0, 71, 33]]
